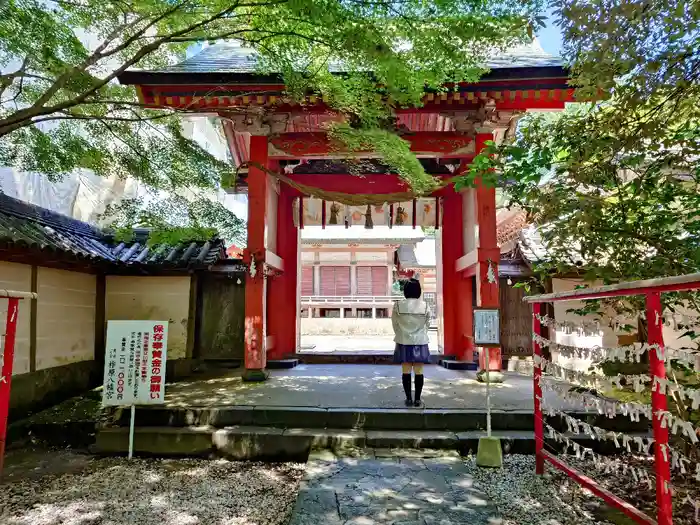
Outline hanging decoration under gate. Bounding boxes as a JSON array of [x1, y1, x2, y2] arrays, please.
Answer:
[[293, 195, 438, 229]]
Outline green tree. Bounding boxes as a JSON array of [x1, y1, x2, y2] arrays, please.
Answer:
[[459, 0, 700, 282], [458, 0, 700, 454], [0, 0, 542, 242]]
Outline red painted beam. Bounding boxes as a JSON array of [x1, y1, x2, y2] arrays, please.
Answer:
[[541, 451, 655, 525], [418, 99, 569, 111], [528, 279, 700, 302], [288, 173, 411, 195], [269, 132, 474, 157]]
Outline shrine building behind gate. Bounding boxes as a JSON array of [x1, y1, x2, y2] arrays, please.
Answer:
[[118, 39, 573, 380]]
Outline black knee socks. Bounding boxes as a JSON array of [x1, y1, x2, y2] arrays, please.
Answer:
[[402, 373, 412, 401], [414, 374, 424, 402]]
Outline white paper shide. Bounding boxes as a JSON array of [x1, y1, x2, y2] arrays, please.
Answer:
[[102, 320, 169, 406]]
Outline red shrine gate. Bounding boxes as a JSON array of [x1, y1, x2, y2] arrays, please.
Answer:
[[119, 43, 574, 380]]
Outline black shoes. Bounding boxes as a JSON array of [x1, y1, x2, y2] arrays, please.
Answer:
[[414, 374, 424, 407]]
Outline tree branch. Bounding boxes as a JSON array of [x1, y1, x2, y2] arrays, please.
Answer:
[[0, 3, 246, 136]]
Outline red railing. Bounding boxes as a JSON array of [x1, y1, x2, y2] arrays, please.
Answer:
[[525, 272, 700, 525], [0, 290, 37, 475]]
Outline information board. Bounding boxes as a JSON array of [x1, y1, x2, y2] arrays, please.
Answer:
[[102, 320, 168, 406], [474, 309, 500, 346]]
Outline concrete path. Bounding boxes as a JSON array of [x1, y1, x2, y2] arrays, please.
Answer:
[[289, 449, 502, 525], [165, 364, 584, 412]]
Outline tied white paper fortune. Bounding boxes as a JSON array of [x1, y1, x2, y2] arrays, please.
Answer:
[[540, 402, 700, 483], [540, 379, 700, 445], [544, 424, 653, 489], [535, 310, 700, 337], [663, 311, 700, 331], [532, 332, 699, 369], [533, 355, 700, 409], [534, 354, 652, 394], [541, 405, 655, 454], [534, 313, 602, 337], [680, 494, 700, 521]]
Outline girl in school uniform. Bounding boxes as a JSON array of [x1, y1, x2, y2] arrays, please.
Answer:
[[392, 278, 431, 407]]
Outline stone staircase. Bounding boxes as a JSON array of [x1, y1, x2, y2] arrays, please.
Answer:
[[94, 405, 650, 460]]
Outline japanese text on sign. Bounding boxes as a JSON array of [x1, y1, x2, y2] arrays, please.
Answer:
[[102, 320, 168, 406], [474, 309, 500, 346]]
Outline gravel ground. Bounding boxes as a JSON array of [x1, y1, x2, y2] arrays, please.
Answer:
[[0, 454, 305, 525], [463, 455, 618, 525], [565, 454, 700, 525]]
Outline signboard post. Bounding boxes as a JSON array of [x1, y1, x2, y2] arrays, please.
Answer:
[[473, 308, 503, 467], [102, 320, 168, 459]]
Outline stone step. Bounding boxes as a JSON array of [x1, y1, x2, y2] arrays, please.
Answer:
[[94, 425, 536, 460], [95, 425, 651, 461], [95, 425, 644, 460], [104, 404, 650, 433], [105, 406, 537, 431]]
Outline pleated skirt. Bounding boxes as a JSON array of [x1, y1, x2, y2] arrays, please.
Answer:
[[393, 343, 431, 364]]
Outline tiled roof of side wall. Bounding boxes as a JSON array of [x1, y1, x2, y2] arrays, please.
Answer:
[[0, 193, 226, 269]]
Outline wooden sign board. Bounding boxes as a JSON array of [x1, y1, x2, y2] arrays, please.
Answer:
[[474, 309, 500, 346]]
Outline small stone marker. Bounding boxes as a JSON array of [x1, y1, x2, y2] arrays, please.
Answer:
[[476, 436, 503, 468]]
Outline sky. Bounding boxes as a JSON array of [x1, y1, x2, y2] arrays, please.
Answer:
[[537, 8, 565, 57]]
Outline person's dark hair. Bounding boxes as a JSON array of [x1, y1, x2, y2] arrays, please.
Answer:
[[403, 278, 422, 299]]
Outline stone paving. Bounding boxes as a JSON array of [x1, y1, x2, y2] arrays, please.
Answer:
[[164, 364, 584, 412], [289, 449, 502, 525]]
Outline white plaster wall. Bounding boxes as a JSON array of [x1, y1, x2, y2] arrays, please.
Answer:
[[36, 268, 96, 370], [550, 278, 615, 372], [265, 175, 278, 252], [106, 276, 191, 359], [301, 318, 393, 336], [0, 262, 32, 374], [462, 188, 476, 252], [435, 230, 444, 351], [549, 278, 698, 370]]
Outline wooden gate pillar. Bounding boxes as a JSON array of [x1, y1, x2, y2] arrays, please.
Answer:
[[441, 191, 468, 359], [243, 134, 270, 381], [267, 183, 299, 359], [474, 131, 502, 373]]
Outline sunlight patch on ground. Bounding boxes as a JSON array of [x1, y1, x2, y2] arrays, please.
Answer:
[[1, 456, 305, 525]]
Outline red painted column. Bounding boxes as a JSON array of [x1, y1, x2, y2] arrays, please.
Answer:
[[475, 131, 502, 372], [267, 183, 299, 360], [243, 135, 269, 381], [440, 190, 467, 359], [646, 292, 673, 525], [0, 298, 20, 474], [533, 302, 544, 475]]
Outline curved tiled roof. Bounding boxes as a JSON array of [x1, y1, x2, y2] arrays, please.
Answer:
[[0, 193, 226, 270], [160, 39, 563, 75]]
